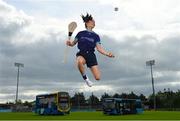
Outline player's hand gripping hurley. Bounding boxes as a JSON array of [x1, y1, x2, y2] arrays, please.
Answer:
[[63, 22, 77, 63]]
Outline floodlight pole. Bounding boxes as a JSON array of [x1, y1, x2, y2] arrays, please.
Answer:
[[146, 60, 156, 110], [14, 62, 24, 104]]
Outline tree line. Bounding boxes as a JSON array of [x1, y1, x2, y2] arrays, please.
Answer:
[[5, 88, 180, 110], [69, 88, 180, 110], [148, 88, 180, 110]]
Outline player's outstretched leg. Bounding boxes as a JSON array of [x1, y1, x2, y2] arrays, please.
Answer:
[[90, 65, 101, 81], [76, 56, 93, 87]]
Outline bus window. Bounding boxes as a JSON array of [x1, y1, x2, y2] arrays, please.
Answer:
[[57, 92, 70, 111], [58, 97, 69, 109], [115, 101, 122, 113], [136, 101, 142, 108], [103, 99, 115, 109]]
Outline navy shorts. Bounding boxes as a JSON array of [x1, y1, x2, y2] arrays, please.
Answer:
[[76, 51, 98, 68]]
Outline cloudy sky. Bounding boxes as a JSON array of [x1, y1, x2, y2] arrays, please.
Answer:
[[0, 0, 180, 103]]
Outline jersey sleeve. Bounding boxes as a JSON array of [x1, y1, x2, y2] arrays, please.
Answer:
[[74, 32, 80, 43], [96, 35, 101, 45]]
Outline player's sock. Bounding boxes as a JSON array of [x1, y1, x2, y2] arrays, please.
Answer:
[[82, 73, 87, 80]]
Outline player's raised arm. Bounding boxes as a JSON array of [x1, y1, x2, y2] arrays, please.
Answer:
[[96, 44, 115, 58]]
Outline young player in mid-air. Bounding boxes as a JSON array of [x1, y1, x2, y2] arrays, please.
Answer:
[[66, 13, 114, 87]]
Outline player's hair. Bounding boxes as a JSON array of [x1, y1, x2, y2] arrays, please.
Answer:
[[81, 13, 93, 28]]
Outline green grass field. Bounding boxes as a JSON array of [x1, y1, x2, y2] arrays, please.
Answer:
[[0, 111, 180, 120]]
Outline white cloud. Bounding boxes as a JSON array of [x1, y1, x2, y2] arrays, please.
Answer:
[[0, 0, 80, 46], [21, 90, 49, 97], [79, 85, 113, 93], [96, 0, 180, 41]]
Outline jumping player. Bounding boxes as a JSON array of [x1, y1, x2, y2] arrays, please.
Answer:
[[66, 13, 114, 87]]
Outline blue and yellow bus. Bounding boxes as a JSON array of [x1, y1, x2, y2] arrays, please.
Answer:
[[35, 92, 71, 115], [103, 98, 143, 115]]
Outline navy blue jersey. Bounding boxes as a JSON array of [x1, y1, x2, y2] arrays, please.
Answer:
[[74, 30, 101, 52]]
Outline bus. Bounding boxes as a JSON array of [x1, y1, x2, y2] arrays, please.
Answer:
[[103, 98, 143, 115], [35, 92, 71, 115]]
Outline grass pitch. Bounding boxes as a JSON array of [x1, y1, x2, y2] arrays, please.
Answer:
[[0, 111, 180, 120]]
